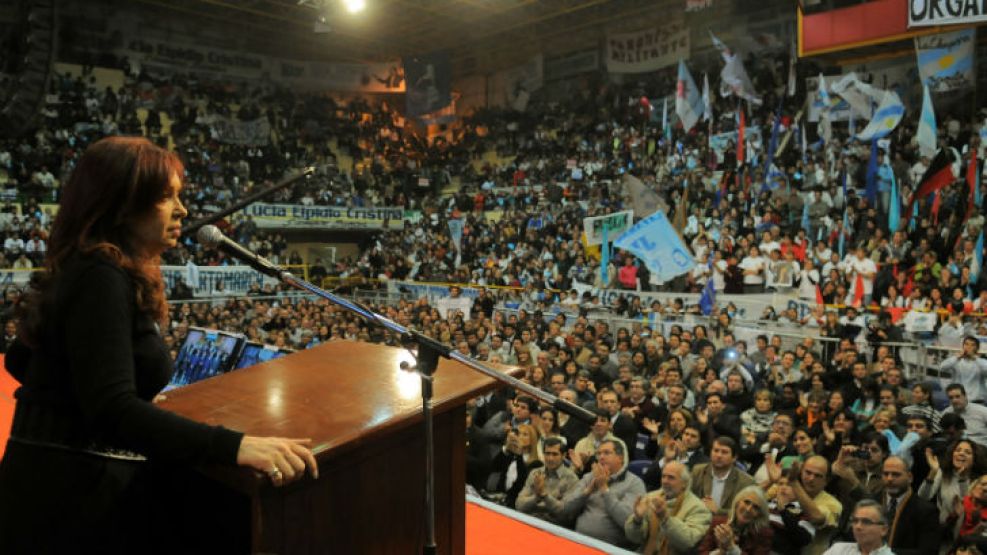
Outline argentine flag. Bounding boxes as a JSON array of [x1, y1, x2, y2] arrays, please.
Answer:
[[917, 84, 938, 160], [856, 91, 905, 142]]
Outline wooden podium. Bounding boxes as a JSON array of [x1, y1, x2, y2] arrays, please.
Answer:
[[156, 341, 515, 555]]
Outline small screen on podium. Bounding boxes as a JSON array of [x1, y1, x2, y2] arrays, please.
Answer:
[[234, 342, 292, 370], [167, 327, 245, 389]]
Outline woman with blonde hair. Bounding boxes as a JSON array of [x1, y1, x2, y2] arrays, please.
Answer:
[[697, 485, 773, 554]]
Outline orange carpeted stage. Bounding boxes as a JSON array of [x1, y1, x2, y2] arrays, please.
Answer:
[[0, 355, 12, 459]]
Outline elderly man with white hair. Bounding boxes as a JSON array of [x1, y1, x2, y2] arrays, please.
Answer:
[[625, 460, 712, 554]]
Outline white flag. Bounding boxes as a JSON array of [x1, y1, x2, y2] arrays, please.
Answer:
[[676, 60, 703, 132], [917, 84, 938, 159], [710, 31, 762, 105]]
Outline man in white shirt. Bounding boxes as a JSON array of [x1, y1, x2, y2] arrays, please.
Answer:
[[739, 246, 766, 294], [843, 245, 877, 305], [943, 383, 987, 446], [910, 155, 930, 186], [940, 336, 987, 403]]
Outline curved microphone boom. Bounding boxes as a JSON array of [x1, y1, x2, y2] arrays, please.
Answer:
[[182, 166, 315, 235], [196, 225, 286, 280]]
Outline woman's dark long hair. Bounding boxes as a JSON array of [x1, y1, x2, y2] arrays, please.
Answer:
[[18, 137, 182, 345]]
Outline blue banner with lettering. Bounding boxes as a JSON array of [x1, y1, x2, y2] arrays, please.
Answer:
[[613, 211, 695, 283]]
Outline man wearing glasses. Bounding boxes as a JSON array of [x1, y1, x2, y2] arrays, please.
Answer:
[[561, 439, 645, 549], [744, 413, 797, 473], [822, 499, 893, 555]]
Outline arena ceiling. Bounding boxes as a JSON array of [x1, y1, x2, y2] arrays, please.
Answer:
[[130, 0, 670, 75]]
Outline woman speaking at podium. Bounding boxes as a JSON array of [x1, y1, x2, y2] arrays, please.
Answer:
[[0, 137, 318, 553]]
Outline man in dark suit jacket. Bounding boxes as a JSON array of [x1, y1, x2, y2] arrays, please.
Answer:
[[557, 389, 590, 450], [689, 436, 755, 516], [599, 390, 638, 459], [642, 424, 709, 491], [880, 455, 939, 555], [697, 391, 741, 452]]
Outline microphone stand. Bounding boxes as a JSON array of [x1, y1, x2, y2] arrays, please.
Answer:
[[211, 249, 596, 555]]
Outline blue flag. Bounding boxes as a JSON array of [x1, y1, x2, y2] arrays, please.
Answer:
[[865, 140, 879, 207], [699, 259, 716, 316], [974, 229, 984, 283], [762, 98, 783, 191], [614, 211, 695, 283], [600, 223, 610, 285]]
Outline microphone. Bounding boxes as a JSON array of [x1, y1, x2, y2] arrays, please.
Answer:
[[196, 225, 286, 280]]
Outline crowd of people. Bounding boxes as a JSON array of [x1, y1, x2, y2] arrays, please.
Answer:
[[3, 38, 987, 553]]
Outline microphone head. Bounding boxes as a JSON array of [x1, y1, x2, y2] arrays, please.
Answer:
[[197, 225, 225, 248]]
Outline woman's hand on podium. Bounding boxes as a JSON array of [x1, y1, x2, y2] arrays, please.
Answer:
[[237, 436, 320, 486]]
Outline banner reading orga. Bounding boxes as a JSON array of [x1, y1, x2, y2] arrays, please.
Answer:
[[606, 24, 689, 73]]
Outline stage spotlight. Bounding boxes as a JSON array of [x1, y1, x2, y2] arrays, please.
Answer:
[[343, 0, 365, 13]]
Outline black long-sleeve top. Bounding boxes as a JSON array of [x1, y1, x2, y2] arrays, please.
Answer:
[[5, 254, 242, 465]]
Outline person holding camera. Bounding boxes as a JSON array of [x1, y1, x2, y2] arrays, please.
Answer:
[[941, 337, 987, 405], [831, 433, 890, 501]]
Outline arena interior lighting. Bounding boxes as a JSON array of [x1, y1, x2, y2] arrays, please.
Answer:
[[343, 0, 365, 13]]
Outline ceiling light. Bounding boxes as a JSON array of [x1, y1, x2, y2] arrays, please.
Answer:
[[343, 0, 365, 13]]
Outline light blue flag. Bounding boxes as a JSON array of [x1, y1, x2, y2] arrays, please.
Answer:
[[614, 211, 695, 283], [676, 60, 703, 132], [974, 229, 984, 283], [662, 98, 672, 142], [600, 223, 610, 285], [917, 84, 937, 159], [856, 91, 905, 141], [888, 166, 900, 232]]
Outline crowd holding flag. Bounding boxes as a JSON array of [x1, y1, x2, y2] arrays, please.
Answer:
[[618, 26, 986, 306]]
